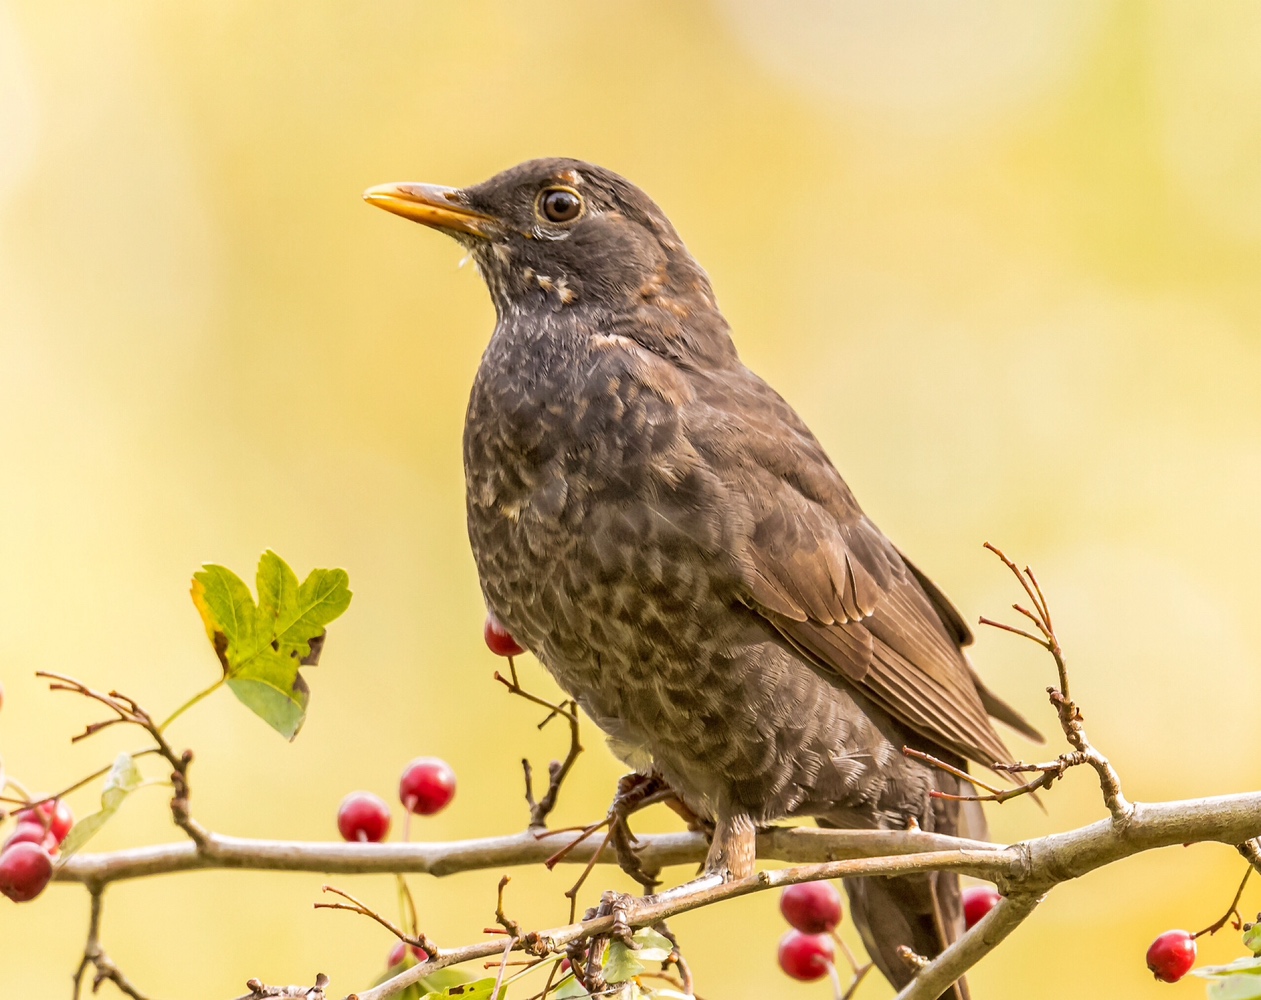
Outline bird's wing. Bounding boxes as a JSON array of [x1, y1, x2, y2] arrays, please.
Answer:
[[686, 366, 1022, 769]]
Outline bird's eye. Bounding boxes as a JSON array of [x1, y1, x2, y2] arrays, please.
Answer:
[[539, 187, 583, 224]]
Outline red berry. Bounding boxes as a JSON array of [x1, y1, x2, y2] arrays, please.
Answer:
[[484, 613, 525, 658], [14, 800, 54, 828], [777, 929, 834, 982], [962, 885, 1002, 929], [386, 941, 426, 967], [336, 792, 391, 843], [0, 842, 54, 902], [399, 757, 456, 816], [4, 823, 54, 852], [780, 881, 842, 934], [46, 801, 73, 844], [1146, 930, 1196, 983], [560, 958, 571, 973], [14, 799, 72, 843]]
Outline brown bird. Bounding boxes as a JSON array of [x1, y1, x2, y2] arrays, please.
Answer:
[[365, 159, 1039, 996]]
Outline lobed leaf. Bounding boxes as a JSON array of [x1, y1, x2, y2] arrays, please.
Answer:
[[190, 551, 352, 739]]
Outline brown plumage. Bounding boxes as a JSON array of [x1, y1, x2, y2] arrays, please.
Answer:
[[365, 159, 1039, 997]]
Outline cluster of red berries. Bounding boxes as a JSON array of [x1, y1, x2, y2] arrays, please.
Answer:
[[337, 757, 457, 845], [0, 798, 74, 903], [777, 882, 843, 981]]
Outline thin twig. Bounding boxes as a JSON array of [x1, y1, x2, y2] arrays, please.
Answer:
[[495, 670, 584, 829], [489, 937, 515, 1000], [1196, 866, 1253, 938], [314, 885, 438, 957], [36, 672, 209, 847], [73, 887, 156, 1000]]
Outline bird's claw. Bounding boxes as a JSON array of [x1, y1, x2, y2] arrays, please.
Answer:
[[603, 889, 637, 949], [605, 772, 671, 890], [569, 890, 638, 993]]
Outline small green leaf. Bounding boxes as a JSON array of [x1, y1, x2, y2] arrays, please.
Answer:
[[1245, 923, 1261, 957], [418, 969, 477, 993], [1209, 975, 1261, 1000], [190, 551, 352, 739], [1195, 956, 1261, 978], [373, 959, 475, 998], [419, 977, 505, 1000], [57, 753, 144, 859], [551, 975, 590, 999], [629, 928, 674, 963], [605, 941, 646, 985]]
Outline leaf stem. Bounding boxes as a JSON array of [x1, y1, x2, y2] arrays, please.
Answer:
[[158, 679, 225, 733]]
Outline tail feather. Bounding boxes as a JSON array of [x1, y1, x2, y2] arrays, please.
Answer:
[[842, 870, 968, 1000]]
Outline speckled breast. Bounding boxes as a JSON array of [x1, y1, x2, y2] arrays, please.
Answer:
[[463, 318, 746, 735]]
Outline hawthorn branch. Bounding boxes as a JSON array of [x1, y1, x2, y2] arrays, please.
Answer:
[[36, 672, 209, 849], [232, 974, 328, 1000], [347, 784, 1261, 1000], [53, 826, 1001, 886], [893, 893, 1043, 1000], [73, 888, 155, 1000]]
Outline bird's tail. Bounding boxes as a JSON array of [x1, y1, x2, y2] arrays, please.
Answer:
[[822, 790, 983, 1000], [842, 868, 968, 1000]]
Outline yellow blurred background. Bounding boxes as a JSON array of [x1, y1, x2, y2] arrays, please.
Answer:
[[3, 1, 1261, 996]]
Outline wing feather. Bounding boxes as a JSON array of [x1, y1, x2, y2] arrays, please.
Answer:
[[688, 367, 1031, 768]]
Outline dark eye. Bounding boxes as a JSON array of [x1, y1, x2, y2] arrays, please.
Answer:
[[540, 187, 582, 223]]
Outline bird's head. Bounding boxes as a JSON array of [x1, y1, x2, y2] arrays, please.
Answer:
[[365, 158, 720, 328]]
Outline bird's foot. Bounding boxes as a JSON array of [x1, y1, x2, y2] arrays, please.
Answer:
[[604, 771, 676, 890], [567, 889, 638, 993]]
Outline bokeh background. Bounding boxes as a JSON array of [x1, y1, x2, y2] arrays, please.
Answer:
[[3, 1, 1261, 996]]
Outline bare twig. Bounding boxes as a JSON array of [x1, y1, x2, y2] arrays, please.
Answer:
[[494, 669, 583, 829], [36, 672, 209, 848], [314, 886, 438, 958], [489, 937, 515, 1000], [904, 747, 1088, 804], [231, 974, 329, 1000], [1196, 866, 1253, 938], [495, 875, 525, 940], [73, 888, 156, 1000], [914, 546, 1133, 824]]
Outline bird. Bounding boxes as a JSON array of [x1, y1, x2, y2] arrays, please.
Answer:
[[364, 159, 1040, 997]]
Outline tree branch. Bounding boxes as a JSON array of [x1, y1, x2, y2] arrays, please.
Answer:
[[893, 893, 1043, 1000], [54, 825, 999, 887]]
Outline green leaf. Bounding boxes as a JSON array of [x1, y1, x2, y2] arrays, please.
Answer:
[[418, 969, 478, 993], [372, 963, 477, 1000], [57, 753, 143, 859], [1209, 976, 1261, 1000], [191, 551, 352, 739], [629, 928, 674, 963], [551, 975, 590, 999], [1246, 923, 1261, 957], [605, 941, 646, 985], [419, 976, 505, 1000], [1195, 956, 1261, 978]]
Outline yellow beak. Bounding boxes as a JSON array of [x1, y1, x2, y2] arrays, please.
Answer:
[[363, 182, 498, 239]]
